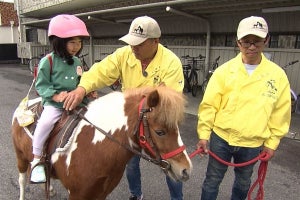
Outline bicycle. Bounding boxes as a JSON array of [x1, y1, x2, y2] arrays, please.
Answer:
[[181, 54, 206, 97], [110, 79, 122, 91], [77, 53, 100, 99], [92, 52, 121, 91], [78, 53, 90, 71], [101, 52, 122, 91], [282, 60, 299, 113], [201, 56, 220, 94], [28, 51, 49, 73], [27, 48, 51, 73]]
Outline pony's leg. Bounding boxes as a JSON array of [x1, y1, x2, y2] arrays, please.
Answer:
[[69, 195, 106, 200], [18, 172, 26, 200], [18, 173, 56, 199], [49, 184, 56, 197], [39, 183, 56, 197]]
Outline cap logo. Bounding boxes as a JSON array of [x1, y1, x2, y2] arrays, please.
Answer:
[[132, 25, 144, 36], [253, 21, 263, 29], [119, 16, 161, 45]]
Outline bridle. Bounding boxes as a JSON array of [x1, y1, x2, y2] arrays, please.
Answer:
[[75, 97, 186, 172], [136, 97, 186, 171]]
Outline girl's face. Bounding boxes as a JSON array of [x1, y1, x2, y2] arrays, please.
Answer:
[[66, 37, 82, 56]]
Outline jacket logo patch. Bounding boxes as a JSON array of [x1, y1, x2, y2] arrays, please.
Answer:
[[153, 75, 161, 85], [263, 79, 277, 99]]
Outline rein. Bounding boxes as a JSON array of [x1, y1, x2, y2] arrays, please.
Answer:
[[189, 148, 270, 200], [74, 97, 185, 170], [74, 109, 159, 165]]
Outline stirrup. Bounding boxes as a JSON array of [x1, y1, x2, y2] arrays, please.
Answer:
[[30, 162, 46, 184]]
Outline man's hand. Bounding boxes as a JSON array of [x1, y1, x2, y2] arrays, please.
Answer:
[[262, 146, 275, 161], [63, 87, 86, 111], [196, 139, 209, 156]]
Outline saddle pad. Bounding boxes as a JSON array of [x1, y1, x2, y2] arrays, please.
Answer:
[[47, 107, 87, 154]]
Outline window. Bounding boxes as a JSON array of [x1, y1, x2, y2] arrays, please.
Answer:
[[295, 35, 300, 49], [210, 34, 225, 46], [269, 35, 279, 48], [26, 28, 38, 42], [225, 34, 235, 47]]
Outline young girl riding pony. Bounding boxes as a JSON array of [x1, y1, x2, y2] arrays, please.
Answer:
[[30, 14, 91, 183]]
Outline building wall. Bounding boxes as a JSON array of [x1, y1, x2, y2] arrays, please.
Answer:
[[0, 2, 19, 43], [0, 26, 19, 43], [0, 2, 19, 26], [20, 0, 71, 14], [15, 0, 300, 95]]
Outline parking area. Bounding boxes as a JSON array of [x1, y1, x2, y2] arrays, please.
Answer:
[[0, 63, 299, 200]]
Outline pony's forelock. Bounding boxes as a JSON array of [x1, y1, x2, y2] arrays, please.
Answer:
[[124, 86, 186, 129], [154, 87, 186, 129]]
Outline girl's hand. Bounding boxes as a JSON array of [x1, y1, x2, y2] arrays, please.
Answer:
[[52, 91, 68, 103]]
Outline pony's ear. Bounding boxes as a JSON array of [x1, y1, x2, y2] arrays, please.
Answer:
[[147, 89, 159, 107]]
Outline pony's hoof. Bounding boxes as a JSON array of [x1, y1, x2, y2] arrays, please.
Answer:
[[49, 184, 56, 197], [49, 188, 56, 197], [39, 184, 56, 197]]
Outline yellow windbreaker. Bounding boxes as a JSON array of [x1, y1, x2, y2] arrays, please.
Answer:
[[79, 44, 184, 93], [197, 53, 291, 150]]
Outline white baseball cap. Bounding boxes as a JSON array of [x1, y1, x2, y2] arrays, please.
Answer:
[[119, 16, 161, 46], [237, 16, 268, 40]]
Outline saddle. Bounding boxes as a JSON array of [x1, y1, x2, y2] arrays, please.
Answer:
[[26, 101, 87, 177]]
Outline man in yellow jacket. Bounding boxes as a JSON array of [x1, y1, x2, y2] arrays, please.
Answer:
[[63, 16, 184, 200], [196, 16, 291, 200]]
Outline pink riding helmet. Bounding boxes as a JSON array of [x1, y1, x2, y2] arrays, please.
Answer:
[[48, 14, 90, 38]]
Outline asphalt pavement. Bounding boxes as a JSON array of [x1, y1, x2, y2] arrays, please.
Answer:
[[0, 63, 299, 200]]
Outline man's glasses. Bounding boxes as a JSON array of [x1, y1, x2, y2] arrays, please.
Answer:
[[238, 40, 266, 48]]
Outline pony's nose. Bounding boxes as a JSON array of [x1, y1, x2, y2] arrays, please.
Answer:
[[181, 169, 190, 181]]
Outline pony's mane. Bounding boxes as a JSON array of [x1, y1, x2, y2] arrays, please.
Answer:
[[125, 86, 186, 129]]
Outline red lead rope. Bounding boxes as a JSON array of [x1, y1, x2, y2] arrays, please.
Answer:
[[189, 148, 270, 200]]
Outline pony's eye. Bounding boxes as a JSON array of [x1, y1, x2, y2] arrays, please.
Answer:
[[155, 130, 166, 136]]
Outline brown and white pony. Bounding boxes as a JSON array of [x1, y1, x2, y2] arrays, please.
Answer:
[[11, 86, 192, 200]]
